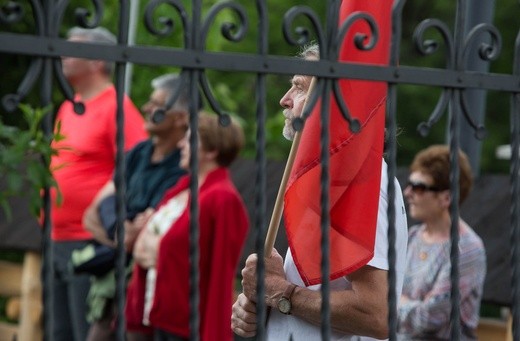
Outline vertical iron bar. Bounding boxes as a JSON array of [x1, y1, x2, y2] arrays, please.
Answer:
[[319, 79, 332, 341], [449, 0, 467, 339], [41, 59, 54, 341], [387, 1, 406, 340], [509, 90, 520, 341], [509, 28, 520, 341], [254, 0, 268, 339], [447, 97, 462, 341], [41, 1, 54, 340], [114, 1, 132, 340], [188, 70, 200, 341], [319, 1, 340, 338], [385, 83, 398, 341], [189, 1, 202, 339]]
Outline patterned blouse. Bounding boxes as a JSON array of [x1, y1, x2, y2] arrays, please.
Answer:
[[397, 223, 486, 340]]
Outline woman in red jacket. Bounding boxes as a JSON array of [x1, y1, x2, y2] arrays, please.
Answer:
[[125, 112, 249, 341]]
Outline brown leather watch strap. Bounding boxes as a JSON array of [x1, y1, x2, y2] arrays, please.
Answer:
[[277, 283, 298, 315], [282, 283, 297, 300]]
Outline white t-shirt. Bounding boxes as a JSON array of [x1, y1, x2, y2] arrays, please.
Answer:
[[267, 160, 408, 341]]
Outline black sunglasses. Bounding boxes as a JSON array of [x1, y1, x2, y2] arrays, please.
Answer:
[[406, 180, 441, 194]]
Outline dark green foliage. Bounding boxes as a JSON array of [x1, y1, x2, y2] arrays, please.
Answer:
[[0, 105, 63, 220]]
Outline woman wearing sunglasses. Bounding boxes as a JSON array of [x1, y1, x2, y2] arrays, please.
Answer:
[[397, 145, 486, 340]]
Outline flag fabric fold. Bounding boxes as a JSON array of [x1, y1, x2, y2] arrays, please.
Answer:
[[283, 0, 392, 286]]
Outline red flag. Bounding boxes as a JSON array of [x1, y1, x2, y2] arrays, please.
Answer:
[[283, 0, 392, 286]]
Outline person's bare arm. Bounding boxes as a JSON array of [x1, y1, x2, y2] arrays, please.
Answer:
[[83, 180, 116, 246], [290, 266, 389, 338], [240, 249, 389, 339], [124, 208, 154, 252], [132, 217, 160, 269]]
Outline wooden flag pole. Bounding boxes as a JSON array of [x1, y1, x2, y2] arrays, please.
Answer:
[[263, 130, 301, 256], [264, 77, 317, 256]]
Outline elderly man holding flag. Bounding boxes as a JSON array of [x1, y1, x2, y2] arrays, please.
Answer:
[[231, 1, 408, 340]]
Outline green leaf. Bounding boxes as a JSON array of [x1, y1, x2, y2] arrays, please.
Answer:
[[0, 103, 61, 218]]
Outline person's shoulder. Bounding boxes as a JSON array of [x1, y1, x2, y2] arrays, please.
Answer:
[[407, 224, 423, 239], [458, 222, 486, 268], [129, 139, 152, 153], [460, 222, 485, 250], [201, 174, 244, 208], [125, 139, 151, 160], [203, 180, 241, 202]]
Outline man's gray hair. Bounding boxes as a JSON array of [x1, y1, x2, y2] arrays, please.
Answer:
[[297, 42, 393, 150], [299, 43, 320, 60], [151, 73, 202, 112], [67, 26, 117, 75]]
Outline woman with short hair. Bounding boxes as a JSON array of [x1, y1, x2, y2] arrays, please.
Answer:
[[125, 112, 249, 341], [397, 145, 486, 340]]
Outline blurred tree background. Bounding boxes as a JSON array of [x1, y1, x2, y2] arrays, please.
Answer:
[[1, 0, 518, 174]]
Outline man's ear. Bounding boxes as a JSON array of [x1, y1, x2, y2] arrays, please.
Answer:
[[439, 190, 451, 209], [91, 60, 105, 72], [174, 111, 189, 128]]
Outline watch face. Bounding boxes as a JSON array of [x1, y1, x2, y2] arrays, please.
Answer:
[[278, 298, 291, 314]]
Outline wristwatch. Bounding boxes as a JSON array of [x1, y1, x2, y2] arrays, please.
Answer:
[[277, 283, 297, 315]]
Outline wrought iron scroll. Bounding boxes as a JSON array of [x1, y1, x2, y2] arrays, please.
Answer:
[[1, 0, 44, 113], [413, 19, 454, 137], [144, 0, 190, 42], [413, 17, 501, 141]]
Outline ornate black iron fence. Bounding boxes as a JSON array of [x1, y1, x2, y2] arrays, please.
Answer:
[[0, 0, 519, 340]]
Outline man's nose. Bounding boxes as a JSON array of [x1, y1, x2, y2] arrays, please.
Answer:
[[279, 91, 292, 109]]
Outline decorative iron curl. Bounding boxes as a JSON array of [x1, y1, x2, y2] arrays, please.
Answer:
[[1, 0, 46, 113], [416, 89, 452, 137], [201, 2, 248, 44], [52, 0, 104, 36], [198, 72, 231, 127], [144, 0, 190, 45], [2, 59, 43, 113], [280, 6, 324, 133], [413, 19, 454, 137], [330, 10, 382, 133], [462, 23, 501, 66], [457, 91, 486, 139], [334, 11, 379, 60], [74, 0, 104, 29], [196, 2, 248, 124], [53, 59, 85, 115], [1, 0, 44, 33], [332, 81, 361, 133], [151, 71, 205, 125], [413, 18, 454, 67], [282, 6, 324, 48], [455, 23, 500, 140], [0, 1, 23, 24]]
